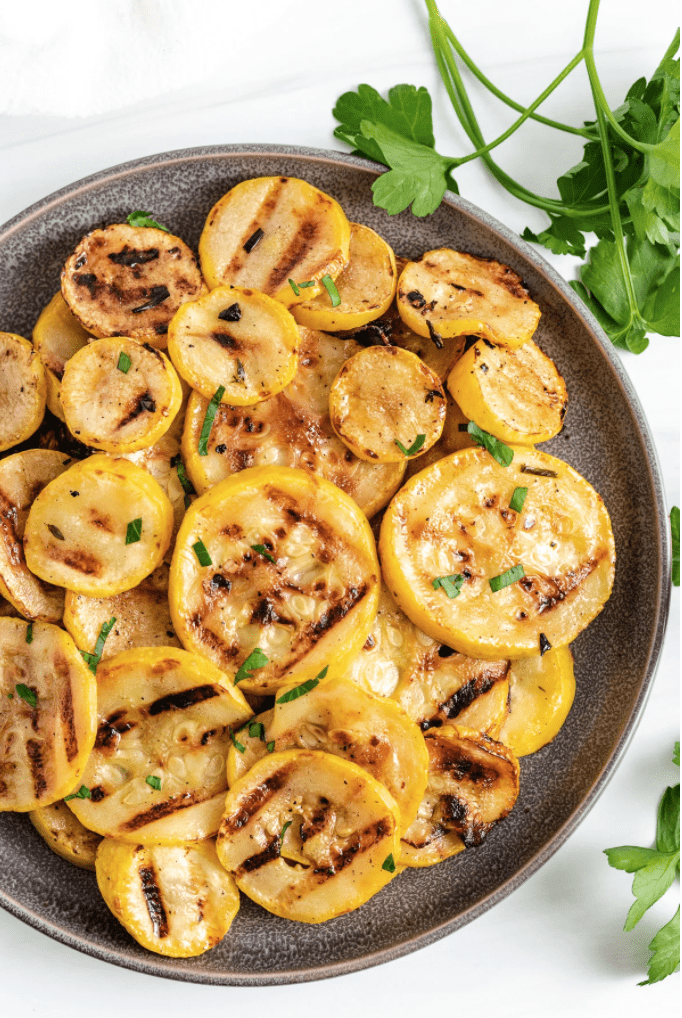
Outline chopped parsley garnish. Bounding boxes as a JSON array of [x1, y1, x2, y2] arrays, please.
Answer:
[[266, 740, 275, 753], [520, 464, 557, 478], [394, 434, 426, 457], [288, 279, 315, 296], [192, 540, 212, 567], [467, 422, 513, 467], [15, 684, 37, 709], [234, 647, 269, 685], [46, 523, 65, 541], [251, 544, 276, 564], [125, 518, 142, 545], [228, 726, 246, 754], [198, 385, 225, 456], [671, 506, 680, 586], [25, 622, 33, 645], [280, 820, 293, 844], [276, 666, 328, 703], [63, 785, 91, 802], [299, 280, 315, 288], [489, 564, 526, 592], [117, 351, 132, 373], [509, 486, 528, 513], [145, 775, 162, 791], [288, 279, 301, 297], [126, 210, 169, 232], [432, 573, 464, 599], [248, 722, 266, 741], [174, 458, 195, 509], [79, 616, 116, 674], [321, 274, 341, 307], [382, 853, 396, 873]]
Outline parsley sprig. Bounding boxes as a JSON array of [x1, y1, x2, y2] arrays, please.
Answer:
[[126, 210, 170, 232], [333, 0, 679, 355], [605, 742, 680, 985], [79, 616, 116, 674]]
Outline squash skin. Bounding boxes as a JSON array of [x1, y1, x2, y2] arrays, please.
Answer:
[[498, 645, 575, 756], [30, 799, 102, 870]]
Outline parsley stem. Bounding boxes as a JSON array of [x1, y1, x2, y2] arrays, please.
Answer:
[[437, 10, 593, 139]]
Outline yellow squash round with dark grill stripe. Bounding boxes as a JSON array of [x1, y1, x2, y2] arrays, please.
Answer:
[[199, 176, 351, 308], [380, 446, 615, 659], [67, 647, 251, 843], [0, 618, 97, 812], [0, 332, 47, 451], [96, 838, 240, 956], [169, 465, 380, 694], [216, 748, 400, 923]]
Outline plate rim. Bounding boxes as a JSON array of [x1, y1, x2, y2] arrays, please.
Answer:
[[0, 142, 671, 986]]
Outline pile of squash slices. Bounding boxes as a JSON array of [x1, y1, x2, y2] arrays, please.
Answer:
[[0, 175, 615, 958]]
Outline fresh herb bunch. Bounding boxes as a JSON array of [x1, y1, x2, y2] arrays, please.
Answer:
[[332, 0, 680, 354], [605, 742, 680, 985]]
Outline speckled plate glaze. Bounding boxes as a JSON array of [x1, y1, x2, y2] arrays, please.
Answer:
[[0, 145, 670, 985]]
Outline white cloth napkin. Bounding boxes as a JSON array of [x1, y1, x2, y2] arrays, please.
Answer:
[[0, 0, 269, 117]]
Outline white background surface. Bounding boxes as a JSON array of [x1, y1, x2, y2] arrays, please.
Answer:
[[0, 1, 679, 1014]]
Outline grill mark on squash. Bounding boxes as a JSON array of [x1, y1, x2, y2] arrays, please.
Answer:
[[45, 544, 102, 576], [432, 663, 509, 726], [121, 791, 208, 832], [56, 655, 78, 762], [138, 864, 170, 938], [26, 739, 47, 799], [0, 492, 22, 565], [108, 247, 159, 267], [95, 708, 137, 750], [117, 390, 157, 429], [315, 818, 390, 876], [236, 836, 280, 876], [221, 766, 292, 836], [266, 219, 320, 293], [519, 556, 603, 614], [147, 684, 219, 715]]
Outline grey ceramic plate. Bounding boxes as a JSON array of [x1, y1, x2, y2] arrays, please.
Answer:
[[0, 145, 670, 985]]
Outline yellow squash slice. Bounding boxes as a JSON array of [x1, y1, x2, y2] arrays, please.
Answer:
[[60, 338, 182, 453], [167, 285, 300, 405], [292, 223, 396, 330], [96, 838, 240, 957], [0, 450, 72, 622], [400, 724, 520, 867], [0, 618, 97, 811], [0, 332, 46, 451], [61, 223, 205, 348], [346, 584, 428, 699], [30, 799, 102, 870], [380, 446, 615, 659], [447, 338, 567, 445], [328, 346, 446, 463], [397, 249, 541, 348], [32, 292, 91, 422], [181, 327, 405, 517], [216, 748, 400, 923], [497, 645, 575, 756], [225, 708, 274, 787], [64, 564, 182, 659], [199, 176, 351, 307], [170, 466, 380, 694], [226, 674, 428, 833], [404, 391, 474, 482], [392, 646, 510, 739], [67, 647, 251, 843], [24, 454, 174, 597]]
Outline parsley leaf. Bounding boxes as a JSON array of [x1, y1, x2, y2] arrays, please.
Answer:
[[248, 722, 266, 741], [382, 853, 396, 873], [467, 421, 514, 467], [198, 385, 225, 456], [192, 540, 212, 567], [63, 785, 91, 802], [251, 544, 276, 564], [25, 622, 33, 644], [145, 775, 162, 791], [117, 351, 132, 374], [394, 434, 426, 457], [15, 683, 36, 708], [671, 506, 680, 586], [432, 573, 464, 598], [489, 564, 525, 592], [127, 210, 170, 232], [79, 616, 116, 674], [276, 666, 329, 704], [228, 726, 245, 754], [125, 518, 142, 545], [234, 647, 269, 685], [509, 487, 528, 513], [639, 906, 680, 985]]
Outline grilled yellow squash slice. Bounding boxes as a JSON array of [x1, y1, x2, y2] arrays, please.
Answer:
[[181, 327, 405, 516], [226, 674, 428, 833], [0, 618, 97, 811], [447, 339, 567, 445], [404, 391, 474, 482], [60, 338, 182, 453], [0, 450, 72, 622], [167, 285, 300, 405], [199, 176, 351, 308], [64, 564, 181, 659], [329, 346, 446, 463], [380, 446, 615, 659], [170, 465, 380, 694], [32, 292, 90, 422], [397, 249, 541, 348], [392, 647, 510, 738], [24, 454, 174, 597], [225, 708, 274, 786], [68, 647, 251, 843], [400, 724, 520, 867], [216, 748, 400, 923], [346, 584, 427, 698], [96, 838, 240, 956], [497, 645, 575, 756], [30, 799, 102, 870], [292, 223, 396, 330], [0, 332, 46, 451], [61, 223, 205, 348]]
